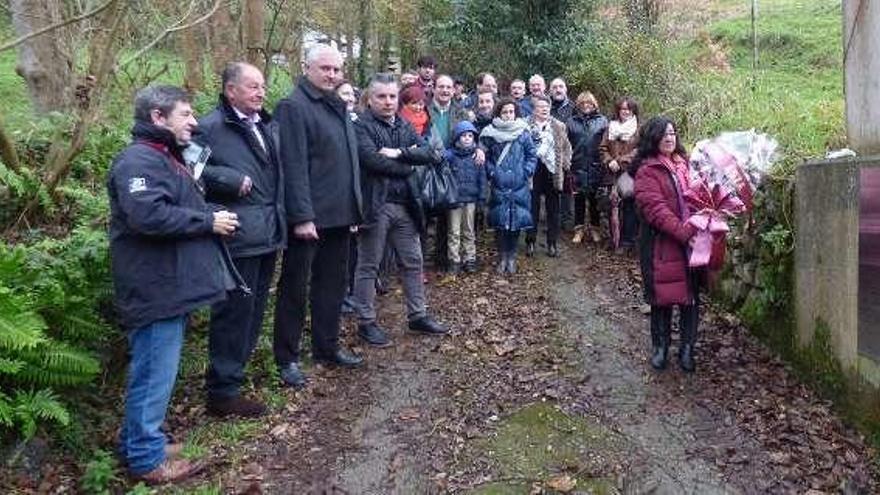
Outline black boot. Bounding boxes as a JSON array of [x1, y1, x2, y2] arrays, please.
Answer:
[[649, 306, 671, 370], [525, 241, 536, 257], [679, 303, 698, 372], [679, 344, 695, 373], [547, 241, 559, 258], [650, 345, 668, 370]]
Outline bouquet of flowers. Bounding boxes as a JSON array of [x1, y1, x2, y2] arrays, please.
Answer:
[[685, 130, 778, 269]]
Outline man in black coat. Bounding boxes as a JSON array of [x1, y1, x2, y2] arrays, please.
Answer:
[[352, 73, 448, 347], [109, 85, 239, 484], [198, 62, 285, 417], [273, 45, 364, 385]]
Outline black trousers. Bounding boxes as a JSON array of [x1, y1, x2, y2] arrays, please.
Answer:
[[207, 251, 277, 400], [619, 196, 638, 247], [274, 227, 351, 365], [574, 189, 601, 227], [526, 163, 560, 245]]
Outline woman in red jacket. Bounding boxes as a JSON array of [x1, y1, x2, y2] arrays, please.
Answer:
[[632, 117, 700, 372]]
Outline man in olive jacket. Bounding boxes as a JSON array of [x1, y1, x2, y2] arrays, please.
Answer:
[[199, 62, 285, 417], [273, 45, 364, 385]]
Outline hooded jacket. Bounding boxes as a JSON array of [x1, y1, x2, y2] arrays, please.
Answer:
[[444, 121, 488, 205]]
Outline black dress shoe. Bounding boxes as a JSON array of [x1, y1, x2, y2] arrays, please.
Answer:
[[525, 241, 536, 257], [359, 322, 392, 347], [547, 242, 559, 257], [279, 362, 307, 388], [314, 349, 364, 368], [679, 344, 696, 373], [650, 346, 668, 370], [206, 395, 267, 418], [463, 260, 477, 273], [408, 315, 448, 335]]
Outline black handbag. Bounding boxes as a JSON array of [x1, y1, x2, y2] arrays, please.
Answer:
[[420, 159, 459, 213]]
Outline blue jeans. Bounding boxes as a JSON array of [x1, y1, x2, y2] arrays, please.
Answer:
[[119, 315, 185, 475]]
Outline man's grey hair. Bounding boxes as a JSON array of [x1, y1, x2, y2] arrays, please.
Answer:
[[550, 77, 566, 87], [435, 74, 454, 86], [510, 78, 525, 86], [221, 62, 259, 88], [529, 74, 546, 85], [304, 44, 342, 66], [134, 85, 191, 123], [367, 72, 399, 94]]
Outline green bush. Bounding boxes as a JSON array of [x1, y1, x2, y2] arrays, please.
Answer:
[[0, 226, 112, 440]]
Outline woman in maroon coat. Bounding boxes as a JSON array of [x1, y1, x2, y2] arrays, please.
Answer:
[[632, 117, 700, 372]]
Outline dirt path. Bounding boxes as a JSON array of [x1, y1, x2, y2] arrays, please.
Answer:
[[214, 241, 876, 494]]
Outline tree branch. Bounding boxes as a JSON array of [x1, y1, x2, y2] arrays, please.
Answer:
[[0, 0, 116, 53], [118, 0, 222, 70]]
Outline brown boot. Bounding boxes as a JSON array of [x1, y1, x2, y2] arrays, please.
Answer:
[[571, 225, 584, 244], [164, 442, 183, 459], [134, 458, 205, 485], [206, 395, 267, 418]]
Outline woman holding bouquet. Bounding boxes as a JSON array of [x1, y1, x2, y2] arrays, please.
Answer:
[[632, 117, 700, 373]]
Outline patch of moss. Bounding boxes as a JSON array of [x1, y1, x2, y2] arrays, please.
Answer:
[[469, 402, 621, 494]]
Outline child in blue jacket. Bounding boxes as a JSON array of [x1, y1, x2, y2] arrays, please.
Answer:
[[444, 121, 488, 274]]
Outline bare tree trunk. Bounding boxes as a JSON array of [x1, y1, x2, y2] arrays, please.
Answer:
[[208, 0, 239, 75], [179, 24, 205, 92], [10, 0, 74, 113], [356, 0, 371, 86], [242, 0, 266, 71], [41, 1, 128, 200]]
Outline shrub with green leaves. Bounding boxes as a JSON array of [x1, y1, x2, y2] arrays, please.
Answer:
[[0, 226, 112, 440]]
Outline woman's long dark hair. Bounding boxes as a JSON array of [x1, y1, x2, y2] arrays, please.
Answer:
[[630, 116, 687, 175]]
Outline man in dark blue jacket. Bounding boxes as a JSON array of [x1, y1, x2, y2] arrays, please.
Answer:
[[274, 45, 364, 384], [199, 62, 285, 418], [109, 85, 239, 484]]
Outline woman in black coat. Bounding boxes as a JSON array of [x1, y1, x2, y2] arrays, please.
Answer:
[[566, 91, 609, 245]]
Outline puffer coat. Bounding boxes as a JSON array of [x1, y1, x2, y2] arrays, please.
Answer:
[[481, 129, 537, 231], [634, 154, 698, 306], [567, 109, 609, 192]]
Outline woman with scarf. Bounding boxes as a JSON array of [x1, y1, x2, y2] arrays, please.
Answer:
[[525, 95, 572, 258], [480, 97, 537, 274], [632, 116, 700, 373], [399, 85, 431, 137], [600, 96, 640, 253], [566, 91, 609, 245]]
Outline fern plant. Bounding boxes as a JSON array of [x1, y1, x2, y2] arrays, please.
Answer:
[[0, 226, 111, 440]]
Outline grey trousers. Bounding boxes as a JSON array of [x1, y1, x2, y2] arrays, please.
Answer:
[[354, 203, 427, 325]]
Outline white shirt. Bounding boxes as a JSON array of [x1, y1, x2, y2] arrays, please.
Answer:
[[233, 106, 267, 152]]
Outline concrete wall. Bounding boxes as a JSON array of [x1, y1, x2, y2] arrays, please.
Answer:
[[795, 158, 861, 369], [844, 1, 880, 154]]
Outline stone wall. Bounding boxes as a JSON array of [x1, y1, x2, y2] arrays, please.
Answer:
[[795, 156, 880, 385]]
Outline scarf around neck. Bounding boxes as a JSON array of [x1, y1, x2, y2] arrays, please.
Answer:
[[399, 106, 429, 136], [481, 117, 529, 144], [529, 118, 556, 173], [608, 116, 638, 141]]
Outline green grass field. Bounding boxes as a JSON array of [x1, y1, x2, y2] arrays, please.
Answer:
[[691, 0, 844, 168]]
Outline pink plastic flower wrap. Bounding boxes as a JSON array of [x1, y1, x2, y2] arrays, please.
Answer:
[[686, 130, 778, 269]]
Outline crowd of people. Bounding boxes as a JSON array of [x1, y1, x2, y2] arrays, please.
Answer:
[[106, 45, 702, 484]]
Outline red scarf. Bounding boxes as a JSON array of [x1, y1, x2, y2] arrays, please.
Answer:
[[399, 106, 430, 136]]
